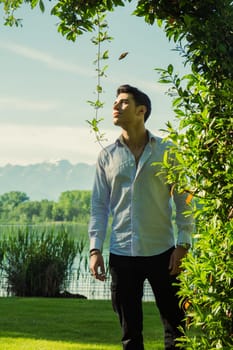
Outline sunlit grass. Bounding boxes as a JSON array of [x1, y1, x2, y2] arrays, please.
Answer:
[[0, 298, 163, 350], [0, 338, 122, 350], [0, 338, 164, 350]]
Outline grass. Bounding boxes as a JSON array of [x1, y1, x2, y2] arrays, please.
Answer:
[[0, 298, 164, 350], [0, 222, 110, 253]]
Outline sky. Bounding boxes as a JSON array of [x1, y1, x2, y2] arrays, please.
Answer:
[[0, 1, 188, 166]]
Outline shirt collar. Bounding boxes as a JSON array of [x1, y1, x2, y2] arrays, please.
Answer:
[[116, 130, 156, 146]]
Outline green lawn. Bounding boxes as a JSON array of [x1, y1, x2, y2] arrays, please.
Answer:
[[0, 298, 164, 350]]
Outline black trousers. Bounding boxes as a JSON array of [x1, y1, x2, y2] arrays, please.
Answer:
[[109, 248, 185, 350]]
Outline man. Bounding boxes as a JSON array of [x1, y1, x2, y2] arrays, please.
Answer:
[[88, 84, 193, 350]]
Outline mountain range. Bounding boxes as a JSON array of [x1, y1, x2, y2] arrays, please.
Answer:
[[0, 160, 96, 201]]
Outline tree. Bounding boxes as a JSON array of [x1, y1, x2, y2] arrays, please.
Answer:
[[0, 191, 29, 221], [0, 190, 91, 223], [0, 191, 29, 207], [40, 199, 54, 222], [13, 200, 42, 223], [2, 1, 233, 348], [57, 190, 91, 221]]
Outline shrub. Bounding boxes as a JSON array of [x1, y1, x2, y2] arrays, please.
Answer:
[[0, 226, 84, 297]]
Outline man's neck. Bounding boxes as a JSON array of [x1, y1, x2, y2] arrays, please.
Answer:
[[122, 127, 148, 148], [121, 127, 149, 166]]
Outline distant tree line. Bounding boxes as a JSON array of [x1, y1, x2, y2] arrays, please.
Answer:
[[0, 190, 91, 223]]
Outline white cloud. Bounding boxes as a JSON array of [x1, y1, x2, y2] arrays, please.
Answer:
[[2, 43, 169, 95], [0, 41, 93, 76], [0, 124, 119, 166], [0, 97, 57, 111], [0, 123, 168, 166], [107, 71, 169, 95]]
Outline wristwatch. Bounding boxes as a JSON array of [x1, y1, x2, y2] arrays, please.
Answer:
[[177, 242, 191, 250]]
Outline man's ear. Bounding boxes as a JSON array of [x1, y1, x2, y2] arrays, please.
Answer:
[[137, 105, 147, 117]]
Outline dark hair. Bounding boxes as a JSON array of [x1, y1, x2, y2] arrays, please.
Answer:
[[116, 84, 152, 122]]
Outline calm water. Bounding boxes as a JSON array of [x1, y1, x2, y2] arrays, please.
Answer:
[[0, 224, 154, 300]]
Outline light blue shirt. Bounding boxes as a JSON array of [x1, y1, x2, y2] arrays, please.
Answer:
[[89, 131, 193, 256]]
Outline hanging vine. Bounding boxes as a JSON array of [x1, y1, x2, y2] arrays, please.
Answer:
[[86, 11, 112, 144]]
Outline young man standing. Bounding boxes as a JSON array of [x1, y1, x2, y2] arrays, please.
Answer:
[[89, 84, 193, 350]]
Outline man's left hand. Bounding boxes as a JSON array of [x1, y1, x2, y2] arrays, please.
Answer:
[[169, 246, 189, 275]]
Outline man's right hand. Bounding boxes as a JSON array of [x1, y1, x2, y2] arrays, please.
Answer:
[[89, 250, 106, 281]]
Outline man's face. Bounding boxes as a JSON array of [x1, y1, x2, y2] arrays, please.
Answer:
[[112, 93, 139, 127]]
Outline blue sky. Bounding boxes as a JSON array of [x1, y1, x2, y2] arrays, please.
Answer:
[[0, 1, 188, 166]]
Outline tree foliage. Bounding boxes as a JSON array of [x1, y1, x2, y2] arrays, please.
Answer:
[[1, 0, 233, 348], [0, 190, 91, 223], [139, 2, 233, 348]]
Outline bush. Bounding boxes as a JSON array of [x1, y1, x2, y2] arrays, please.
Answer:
[[0, 226, 84, 297]]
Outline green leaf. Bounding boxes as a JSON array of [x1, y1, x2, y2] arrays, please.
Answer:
[[167, 64, 174, 75], [31, 0, 39, 9], [96, 85, 103, 93], [157, 19, 163, 27], [39, 0, 45, 12], [158, 78, 172, 84], [102, 50, 109, 59]]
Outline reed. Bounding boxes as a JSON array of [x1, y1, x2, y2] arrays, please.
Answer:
[[0, 225, 86, 297]]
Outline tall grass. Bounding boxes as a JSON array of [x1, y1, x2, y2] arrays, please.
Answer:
[[0, 226, 85, 296]]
